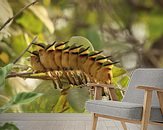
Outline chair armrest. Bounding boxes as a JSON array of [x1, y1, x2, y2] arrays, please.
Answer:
[[87, 83, 126, 92], [137, 86, 163, 92], [87, 83, 126, 100], [137, 86, 163, 123], [87, 83, 113, 88]]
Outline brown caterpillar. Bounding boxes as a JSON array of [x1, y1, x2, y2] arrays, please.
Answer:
[[29, 41, 118, 84]]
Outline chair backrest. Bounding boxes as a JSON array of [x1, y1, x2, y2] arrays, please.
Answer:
[[123, 68, 163, 107]]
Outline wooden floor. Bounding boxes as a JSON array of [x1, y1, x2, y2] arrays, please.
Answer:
[[0, 113, 140, 130]]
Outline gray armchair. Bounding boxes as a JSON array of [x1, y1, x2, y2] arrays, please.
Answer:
[[86, 68, 163, 130]]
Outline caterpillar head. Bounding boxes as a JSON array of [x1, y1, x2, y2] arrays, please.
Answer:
[[38, 49, 46, 56], [29, 51, 45, 72]]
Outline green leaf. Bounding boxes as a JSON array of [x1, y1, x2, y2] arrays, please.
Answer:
[[0, 94, 9, 107], [84, 27, 103, 50], [68, 36, 94, 51], [119, 76, 130, 88], [11, 92, 43, 105], [16, 11, 43, 33], [0, 63, 13, 87], [111, 77, 120, 86], [0, 92, 42, 113], [112, 66, 127, 77], [67, 87, 89, 113], [53, 94, 68, 113], [115, 89, 123, 101], [0, 102, 12, 113], [22, 81, 61, 112], [11, 35, 27, 55], [30, 5, 55, 33], [0, 123, 19, 130]]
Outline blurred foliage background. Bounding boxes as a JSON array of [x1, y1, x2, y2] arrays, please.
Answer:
[[0, 0, 163, 113], [1, 0, 163, 69]]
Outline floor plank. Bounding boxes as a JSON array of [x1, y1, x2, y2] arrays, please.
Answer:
[[0, 113, 126, 130]]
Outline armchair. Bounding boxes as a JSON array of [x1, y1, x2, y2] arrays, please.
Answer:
[[86, 68, 163, 130]]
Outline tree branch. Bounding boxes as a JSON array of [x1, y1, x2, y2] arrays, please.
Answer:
[[0, 0, 38, 31], [6, 72, 52, 80]]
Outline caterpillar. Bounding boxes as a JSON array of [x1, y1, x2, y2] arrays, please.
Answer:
[[29, 41, 118, 84]]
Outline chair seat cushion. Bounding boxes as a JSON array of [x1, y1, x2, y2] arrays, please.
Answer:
[[86, 100, 163, 122]]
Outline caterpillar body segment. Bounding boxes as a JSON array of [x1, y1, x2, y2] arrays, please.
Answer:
[[82, 51, 103, 74], [39, 49, 51, 70], [95, 65, 112, 84], [95, 61, 117, 84], [90, 56, 108, 77], [69, 45, 83, 69], [30, 55, 45, 72], [54, 42, 67, 69], [30, 42, 117, 84], [61, 47, 70, 69], [77, 48, 89, 71], [47, 50, 58, 70], [54, 49, 62, 69]]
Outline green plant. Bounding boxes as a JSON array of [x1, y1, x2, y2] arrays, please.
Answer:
[[0, 91, 43, 113], [0, 38, 128, 113], [0, 123, 19, 130], [0, 0, 130, 114], [112, 66, 130, 100], [0, 63, 43, 112], [0, 63, 43, 130]]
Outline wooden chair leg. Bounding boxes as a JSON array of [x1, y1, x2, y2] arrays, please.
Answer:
[[157, 91, 163, 114], [121, 121, 127, 130], [141, 90, 152, 130], [92, 113, 98, 130]]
